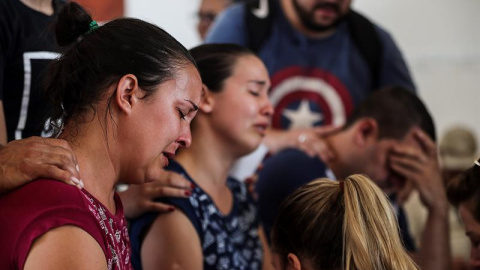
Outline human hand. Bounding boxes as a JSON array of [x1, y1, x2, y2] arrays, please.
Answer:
[[265, 125, 341, 162], [244, 164, 263, 199], [119, 169, 194, 219], [0, 136, 81, 194], [389, 128, 448, 214]]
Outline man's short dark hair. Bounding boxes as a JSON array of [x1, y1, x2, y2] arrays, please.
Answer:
[[344, 86, 436, 141]]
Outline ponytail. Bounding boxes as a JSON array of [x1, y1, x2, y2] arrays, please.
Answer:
[[342, 175, 418, 270]]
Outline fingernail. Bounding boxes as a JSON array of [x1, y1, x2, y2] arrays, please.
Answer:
[[71, 177, 81, 189], [190, 183, 196, 190], [185, 190, 192, 196], [76, 164, 80, 172], [71, 177, 84, 189], [169, 207, 175, 212]]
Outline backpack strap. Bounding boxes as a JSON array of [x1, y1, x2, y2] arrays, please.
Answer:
[[244, 0, 275, 53], [346, 10, 384, 90]]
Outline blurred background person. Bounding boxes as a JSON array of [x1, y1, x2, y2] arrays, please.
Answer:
[[0, 0, 65, 143], [447, 158, 480, 270], [196, 0, 233, 40], [405, 126, 479, 269]]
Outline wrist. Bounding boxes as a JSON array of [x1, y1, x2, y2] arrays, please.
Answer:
[[264, 129, 292, 154], [427, 200, 449, 219]]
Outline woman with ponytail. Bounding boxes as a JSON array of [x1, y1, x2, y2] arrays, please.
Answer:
[[271, 175, 418, 270], [0, 2, 202, 269], [447, 158, 480, 269]]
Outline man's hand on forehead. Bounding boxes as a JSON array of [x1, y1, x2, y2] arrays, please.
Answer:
[[388, 128, 447, 212]]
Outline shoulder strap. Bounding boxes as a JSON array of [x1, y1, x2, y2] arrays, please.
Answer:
[[244, 0, 274, 53], [346, 10, 383, 89]]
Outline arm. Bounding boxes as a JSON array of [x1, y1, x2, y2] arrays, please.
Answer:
[[24, 226, 107, 270], [0, 136, 81, 194], [141, 210, 203, 270], [204, 4, 248, 46], [119, 170, 194, 219], [259, 225, 274, 270], [390, 128, 451, 270], [264, 125, 339, 160]]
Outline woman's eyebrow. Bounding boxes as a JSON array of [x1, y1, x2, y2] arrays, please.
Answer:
[[184, 99, 199, 111], [247, 80, 267, 86]]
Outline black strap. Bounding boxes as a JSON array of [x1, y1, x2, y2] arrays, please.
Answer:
[[245, 0, 275, 53], [346, 10, 383, 89], [245, 2, 383, 89]]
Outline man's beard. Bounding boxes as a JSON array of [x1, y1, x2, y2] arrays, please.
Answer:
[[292, 0, 348, 33]]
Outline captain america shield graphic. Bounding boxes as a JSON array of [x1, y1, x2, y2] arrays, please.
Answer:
[[269, 66, 354, 130]]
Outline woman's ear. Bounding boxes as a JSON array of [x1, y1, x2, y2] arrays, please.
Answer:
[[353, 118, 379, 147], [287, 253, 302, 270], [115, 74, 140, 115], [198, 84, 214, 113]]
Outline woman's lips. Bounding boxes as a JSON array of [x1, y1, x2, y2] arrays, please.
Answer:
[[253, 123, 268, 136], [162, 152, 175, 167]]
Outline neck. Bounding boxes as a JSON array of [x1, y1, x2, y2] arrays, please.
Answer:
[[280, 0, 336, 39], [59, 118, 118, 213], [20, 0, 54, 15], [176, 124, 237, 190]]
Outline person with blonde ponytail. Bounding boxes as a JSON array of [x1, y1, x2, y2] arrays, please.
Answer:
[[271, 175, 419, 270]]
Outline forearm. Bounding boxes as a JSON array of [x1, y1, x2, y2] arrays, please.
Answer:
[[419, 205, 451, 270], [0, 144, 15, 194], [0, 137, 81, 195], [263, 128, 293, 154]]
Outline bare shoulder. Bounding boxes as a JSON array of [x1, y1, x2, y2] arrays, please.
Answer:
[[141, 210, 203, 270], [24, 225, 107, 270]]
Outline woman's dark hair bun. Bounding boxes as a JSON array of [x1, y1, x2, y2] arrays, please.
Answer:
[[55, 2, 93, 46]]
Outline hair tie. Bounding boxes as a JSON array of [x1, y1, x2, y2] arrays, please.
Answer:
[[339, 181, 345, 193], [85, 20, 99, 35]]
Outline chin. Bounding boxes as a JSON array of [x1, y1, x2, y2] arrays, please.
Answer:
[[238, 141, 262, 157]]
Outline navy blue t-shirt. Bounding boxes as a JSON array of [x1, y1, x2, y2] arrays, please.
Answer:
[[256, 148, 416, 251]]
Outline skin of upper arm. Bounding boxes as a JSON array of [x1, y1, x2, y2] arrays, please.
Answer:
[[0, 101, 7, 144], [259, 225, 275, 270], [23, 225, 107, 270], [141, 210, 203, 270]]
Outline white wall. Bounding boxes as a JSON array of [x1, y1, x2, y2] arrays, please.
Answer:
[[126, 0, 480, 145], [352, 0, 480, 145]]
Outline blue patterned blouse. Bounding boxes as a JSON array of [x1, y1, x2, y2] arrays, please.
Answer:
[[129, 159, 263, 270]]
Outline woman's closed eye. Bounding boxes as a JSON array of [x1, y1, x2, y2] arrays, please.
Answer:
[[248, 90, 260, 97], [177, 108, 187, 121]]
